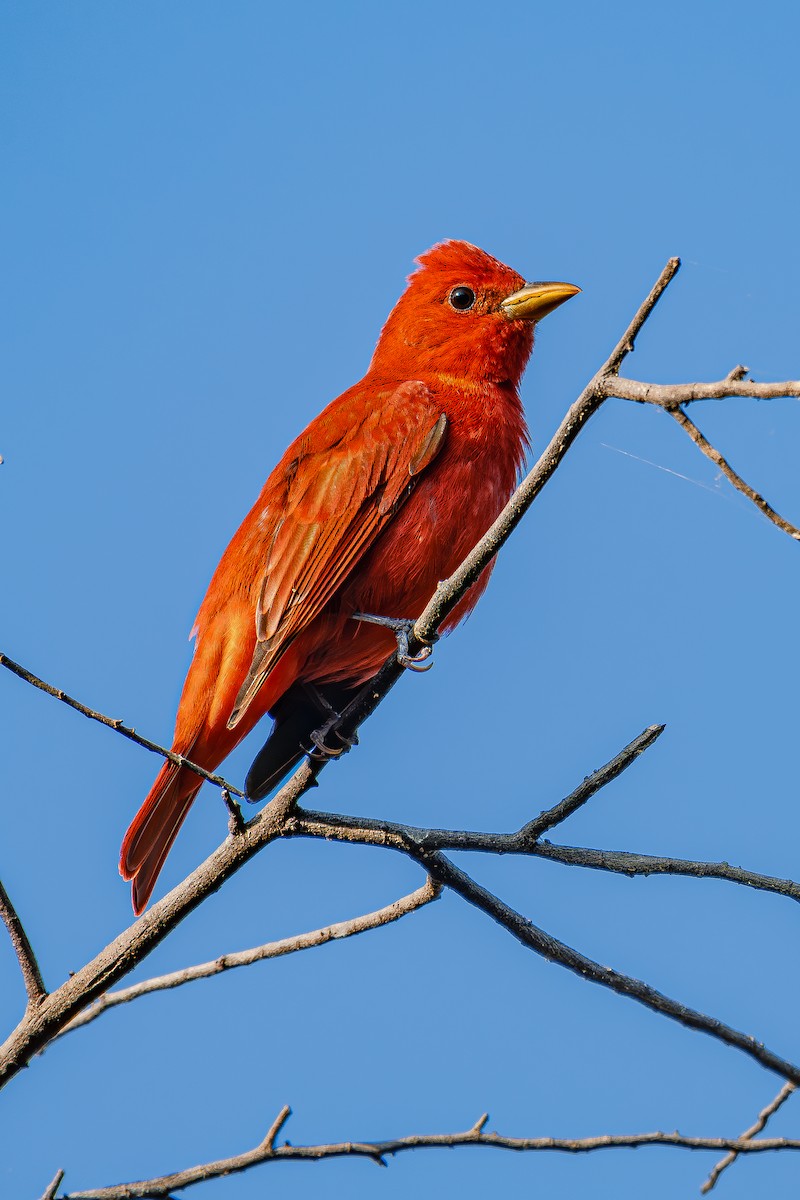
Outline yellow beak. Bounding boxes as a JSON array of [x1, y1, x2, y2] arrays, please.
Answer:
[[500, 280, 581, 322]]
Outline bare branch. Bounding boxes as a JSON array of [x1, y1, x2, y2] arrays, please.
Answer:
[[0, 877, 46, 1007], [60, 1108, 800, 1200], [701, 1082, 797, 1193], [0, 653, 245, 798], [55, 880, 439, 1040], [668, 406, 800, 540], [609, 375, 800, 407], [287, 812, 800, 1088]]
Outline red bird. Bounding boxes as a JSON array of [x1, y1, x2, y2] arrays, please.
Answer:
[[120, 241, 579, 913]]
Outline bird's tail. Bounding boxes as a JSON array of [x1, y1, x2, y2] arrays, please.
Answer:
[[119, 758, 203, 915]]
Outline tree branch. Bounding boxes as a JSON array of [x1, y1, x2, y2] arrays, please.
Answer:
[[532, 843, 800, 903], [59, 1107, 800, 1199], [54, 880, 439, 1040], [0, 876, 46, 1008], [609, 374, 800, 407]]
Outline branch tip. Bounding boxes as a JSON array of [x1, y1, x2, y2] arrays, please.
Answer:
[[38, 1169, 65, 1200], [221, 788, 245, 836], [726, 364, 750, 382], [261, 1104, 292, 1151], [0, 877, 47, 1007], [519, 723, 664, 843]]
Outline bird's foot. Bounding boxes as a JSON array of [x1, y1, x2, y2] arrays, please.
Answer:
[[351, 612, 435, 672], [303, 716, 359, 762]]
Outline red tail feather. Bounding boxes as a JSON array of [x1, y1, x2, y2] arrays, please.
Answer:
[[119, 761, 202, 915]]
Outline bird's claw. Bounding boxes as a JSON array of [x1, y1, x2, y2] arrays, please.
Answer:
[[397, 642, 434, 672], [352, 612, 435, 672], [303, 724, 358, 762]]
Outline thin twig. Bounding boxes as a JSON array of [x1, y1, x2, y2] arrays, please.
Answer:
[[54, 880, 439, 1040], [260, 1105, 292, 1152], [518, 724, 664, 840], [0, 653, 245, 797], [701, 1082, 797, 1193], [61, 1109, 800, 1200], [669, 406, 800, 540], [0, 877, 46, 1007], [39, 1168, 65, 1200]]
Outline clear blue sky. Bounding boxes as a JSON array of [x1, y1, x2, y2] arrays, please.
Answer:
[[2, 2, 800, 1197]]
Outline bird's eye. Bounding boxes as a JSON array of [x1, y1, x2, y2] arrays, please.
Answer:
[[448, 285, 476, 311]]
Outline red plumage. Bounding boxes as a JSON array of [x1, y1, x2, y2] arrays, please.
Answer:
[[120, 240, 578, 913]]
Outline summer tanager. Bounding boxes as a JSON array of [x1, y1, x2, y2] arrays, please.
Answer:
[[120, 240, 579, 913]]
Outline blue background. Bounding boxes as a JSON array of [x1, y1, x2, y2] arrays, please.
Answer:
[[2, 2, 799, 1196]]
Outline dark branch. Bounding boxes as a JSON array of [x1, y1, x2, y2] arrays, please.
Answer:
[[532, 843, 800, 903], [287, 812, 800, 1088], [519, 724, 664, 840]]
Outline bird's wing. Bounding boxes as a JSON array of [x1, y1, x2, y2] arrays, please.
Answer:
[[227, 381, 447, 728]]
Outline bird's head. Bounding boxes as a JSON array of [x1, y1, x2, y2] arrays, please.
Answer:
[[370, 240, 580, 388]]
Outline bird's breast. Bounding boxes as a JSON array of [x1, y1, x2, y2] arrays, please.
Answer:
[[344, 387, 525, 619]]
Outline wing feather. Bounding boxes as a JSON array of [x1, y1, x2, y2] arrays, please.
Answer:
[[227, 382, 446, 728]]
